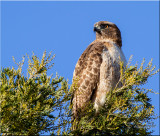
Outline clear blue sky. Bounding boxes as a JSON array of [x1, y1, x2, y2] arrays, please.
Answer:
[[1, 1, 159, 135]]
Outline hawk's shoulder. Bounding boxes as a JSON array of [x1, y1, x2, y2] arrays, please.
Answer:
[[74, 41, 111, 78]]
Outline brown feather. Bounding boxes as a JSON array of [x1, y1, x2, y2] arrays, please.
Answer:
[[72, 41, 105, 118]]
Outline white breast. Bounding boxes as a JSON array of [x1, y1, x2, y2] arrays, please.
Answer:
[[107, 43, 127, 66], [94, 42, 127, 112]]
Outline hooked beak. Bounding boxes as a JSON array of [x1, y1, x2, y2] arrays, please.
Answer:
[[93, 26, 101, 34]]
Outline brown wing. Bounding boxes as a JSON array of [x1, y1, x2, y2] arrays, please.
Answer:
[[72, 41, 106, 119]]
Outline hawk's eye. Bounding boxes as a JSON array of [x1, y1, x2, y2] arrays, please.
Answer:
[[105, 25, 109, 28], [100, 24, 109, 29]]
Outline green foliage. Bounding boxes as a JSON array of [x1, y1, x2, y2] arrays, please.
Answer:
[[0, 51, 70, 135], [69, 56, 159, 136], [0, 52, 159, 136]]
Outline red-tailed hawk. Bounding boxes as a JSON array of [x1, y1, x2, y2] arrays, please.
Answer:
[[72, 21, 127, 119]]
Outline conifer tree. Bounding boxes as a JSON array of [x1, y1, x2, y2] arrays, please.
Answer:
[[0, 51, 71, 135], [0, 52, 159, 136]]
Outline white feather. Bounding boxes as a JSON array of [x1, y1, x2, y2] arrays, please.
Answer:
[[94, 40, 127, 112]]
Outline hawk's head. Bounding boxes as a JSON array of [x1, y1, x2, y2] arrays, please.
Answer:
[[94, 21, 122, 47]]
